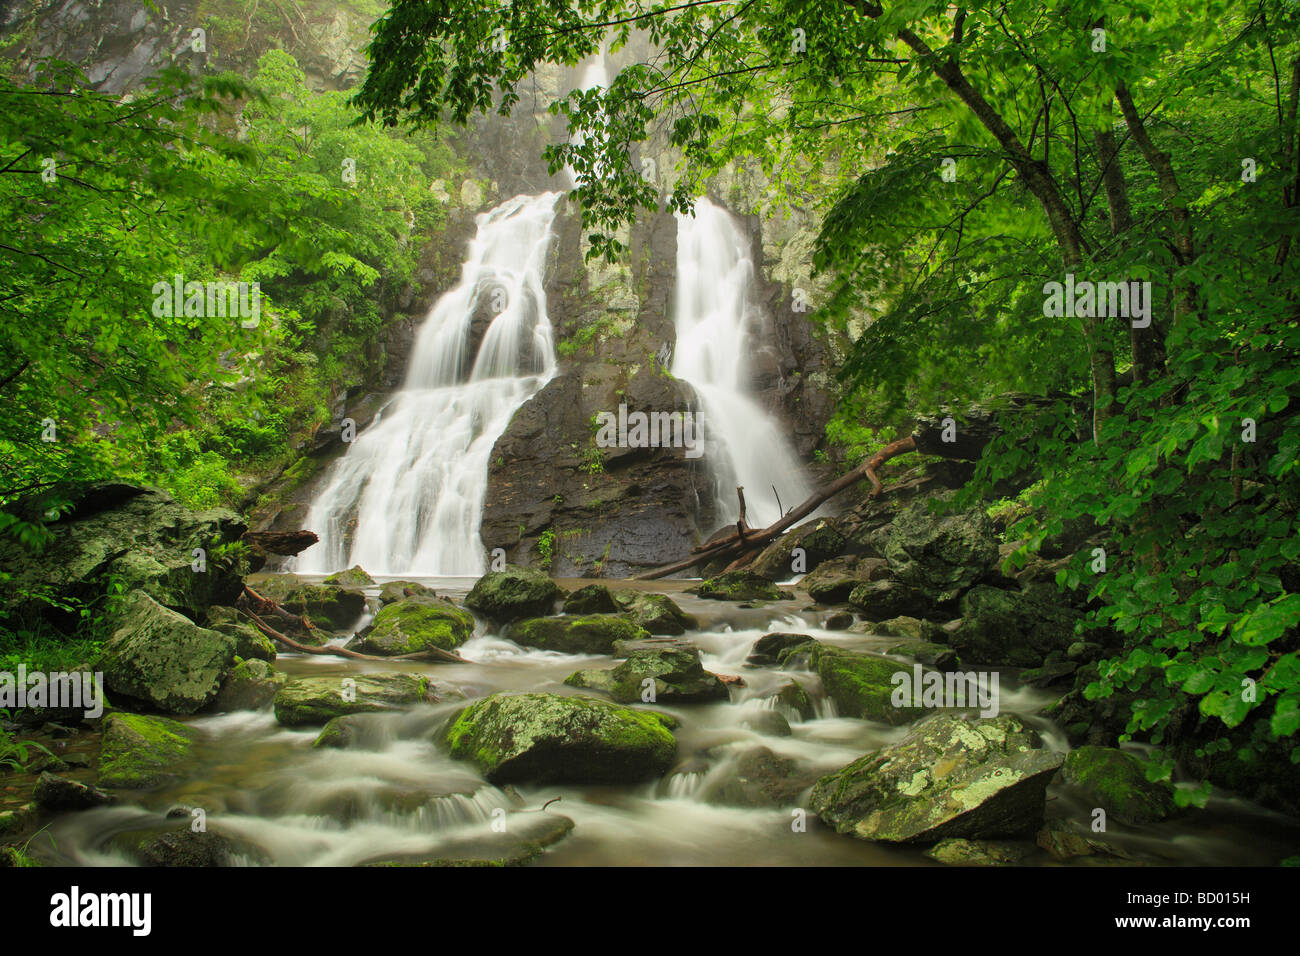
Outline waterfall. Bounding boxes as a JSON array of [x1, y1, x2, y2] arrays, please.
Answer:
[[671, 198, 812, 529], [296, 192, 562, 576]]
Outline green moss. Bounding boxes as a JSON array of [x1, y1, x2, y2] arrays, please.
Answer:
[[98, 713, 196, 789], [1062, 746, 1176, 824]]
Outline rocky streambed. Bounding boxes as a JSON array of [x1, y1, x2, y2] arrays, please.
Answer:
[[6, 566, 1297, 868]]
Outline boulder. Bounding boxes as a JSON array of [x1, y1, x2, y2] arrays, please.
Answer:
[[951, 585, 1081, 667], [613, 591, 696, 635], [273, 673, 436, 727], [848, 579, 941, 621], [769, 681, 817, 721], [119, 828, 267, 867], [33, 772, 115, 811], [694, 571, 792, 602], [747, 519, 847, 580], [313, 714, 368, 749], [98, 591, 237, 714], [883, 497, 999, 602], [1062, 746, 1176, 824], [806, 643, 927, 725], [378, 580, 436, 603], [205, 606, 277, 662], [268, 583, 366, 632], [810, 714, 1063, 843], [323, 565, 375, 588], [746, 632, 816, 667], [799, 555, 891, 604], [97, 712, 196, 789], [211, 659, 286, 712], [347, 597, 475, 655], [564, 647, 728, 704], [508, 615, 649, 655], [441, 692, 676, 784], [563, 584, 621, 615], [704, 746, 818, 808], [464, 566, 564, 622]]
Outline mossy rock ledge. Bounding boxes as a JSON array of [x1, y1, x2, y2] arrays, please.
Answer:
[[441, 692, 677, 784]]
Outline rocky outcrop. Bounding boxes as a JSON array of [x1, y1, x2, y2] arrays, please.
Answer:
[[810, 714, 1063, 844], [950, 584, 1082, 667], [0, 483, 250, 629], [98, 591, 238, 715], [441, 692, 677, 784]]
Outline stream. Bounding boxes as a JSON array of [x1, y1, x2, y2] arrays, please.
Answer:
[[28, 576, 1300, 867]]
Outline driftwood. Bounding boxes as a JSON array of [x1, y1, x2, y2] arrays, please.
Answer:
[[238, 586, 467, 665], [241, 529, 319, 556]]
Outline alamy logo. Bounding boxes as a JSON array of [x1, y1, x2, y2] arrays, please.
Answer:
[[891, 664, 1000, 718], [50, 886, 151, 936], [151, 274, 261, 328], [594, 403, 704, 459], [0, 667, 103, 718], [1042, 273, 1152, 328]]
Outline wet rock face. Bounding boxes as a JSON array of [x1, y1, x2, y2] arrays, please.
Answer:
[[480, 364, 712, 575], [810, 714, 1063, 844]]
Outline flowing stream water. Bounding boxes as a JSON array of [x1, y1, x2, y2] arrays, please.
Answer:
[[295, 192, 562, 576], [30, 577, 1298, 867], [672, 198, 813, 528]]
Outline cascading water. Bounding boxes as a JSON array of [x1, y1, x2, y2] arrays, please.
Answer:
[[671, 198, 813, 529], [296, 192, 562, 576]]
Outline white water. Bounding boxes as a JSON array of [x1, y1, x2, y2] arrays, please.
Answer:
[[671, 198, 813, 528], [296, 192, 562, 575]]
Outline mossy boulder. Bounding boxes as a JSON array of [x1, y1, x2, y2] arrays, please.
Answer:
[[952, 585, 1081, 667], [769, 680, 817, 721], [746, 632, 817, 667], [848, 579, 940, 621], [441, 692, 677, 784], [564, 647, 728, 704], [205, 606, 276, 662], [378, 580, 436, 604], [98, 590, 237, 714], [211, 659, 287, 712], [508, 615, 649, 655], [1062, 746, 1176, 824], [695, 571, 792, 602], [273, 673, 436, 727], [33, 772, 115, 811], [747, 518, 847, 580], [925, 838, 1034, 866], [613, 591, 696, 634], [810, 714, 1064, 844], [323, 565, 375, 588], [806, 643, 927, 725], [114, 827, 268, 867], [98, 712, 196, 789], [464, 566, 563, 622], [272, 583, 367, 631], [884, 498, 999, 602], [347, 597, 475, 656], [799, 555, 891, 605], [313, 714, 368, 749], [704, 746, 819, 808], [563, 584, 621, 615]]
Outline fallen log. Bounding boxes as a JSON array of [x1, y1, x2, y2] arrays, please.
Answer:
[[239, 586, 467, 665]]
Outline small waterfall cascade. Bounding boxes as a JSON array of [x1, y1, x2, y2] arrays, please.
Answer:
[[671, 198, 813, 528], [295, 192, 562, 576]]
